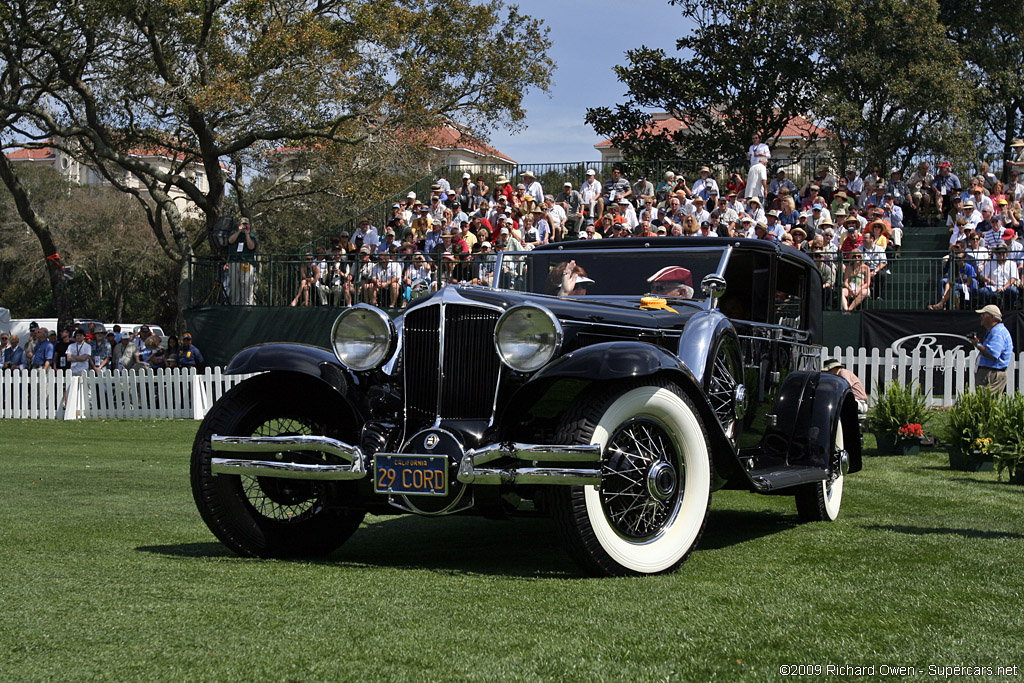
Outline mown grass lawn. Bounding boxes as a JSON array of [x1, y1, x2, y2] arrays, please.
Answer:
[[0, 419, 1021, 682]]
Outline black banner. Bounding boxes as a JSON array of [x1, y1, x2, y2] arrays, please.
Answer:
[[860, 310, 1024, 353], [857, 310, 1023, 395]]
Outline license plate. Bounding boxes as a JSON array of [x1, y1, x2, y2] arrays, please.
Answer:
[[373, 454, 448, 496]]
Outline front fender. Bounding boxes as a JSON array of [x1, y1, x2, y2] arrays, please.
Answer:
[[530, 341, 701, 385], [225, 343, 358, 399], [676, 309, 736, 384], [505, 341, 746, 487]]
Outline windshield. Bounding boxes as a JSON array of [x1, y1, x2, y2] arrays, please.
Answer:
[[493, 248, 728, 300]]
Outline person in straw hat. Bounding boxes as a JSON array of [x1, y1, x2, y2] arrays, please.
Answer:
[[1007, 138, 1024, 176]]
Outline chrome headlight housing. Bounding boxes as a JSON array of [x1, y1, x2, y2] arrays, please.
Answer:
[[494, 304, 562, 373], [330, 304, 396, 371]]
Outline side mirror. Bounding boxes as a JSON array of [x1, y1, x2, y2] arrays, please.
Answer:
[[701, 274, 727, 299]]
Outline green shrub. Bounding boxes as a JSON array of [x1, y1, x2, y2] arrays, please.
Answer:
[[990, 392, 1024, 480], [868, 380, 930, 437], [944, 387, 1001, 456]]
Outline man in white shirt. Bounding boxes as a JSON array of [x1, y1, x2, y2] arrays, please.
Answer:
[[67, 329, 92, 376], [745, 155, 768, 202], [522, 170, 544, 206], [747, 133, 770, 169], [691, 166, 719, 201], [980, 245, 1018, 309], [580, 168, 602, 221]]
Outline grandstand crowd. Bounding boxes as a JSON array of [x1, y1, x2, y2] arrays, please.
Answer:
[[270, 138, 1024, 312]]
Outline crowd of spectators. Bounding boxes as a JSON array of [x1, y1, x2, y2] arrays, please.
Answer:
[[0, 321, 203, 373], [238, 137, 1024, 313]]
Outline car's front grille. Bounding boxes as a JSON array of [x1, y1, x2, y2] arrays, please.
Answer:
[[403, 302, 501, 421]]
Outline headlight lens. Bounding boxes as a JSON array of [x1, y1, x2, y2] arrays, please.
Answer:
[[494, 305, 562, 373], [331, 305, 395, 371]]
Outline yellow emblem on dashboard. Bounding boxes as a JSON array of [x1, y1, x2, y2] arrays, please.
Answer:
[[640, 296, 678, 314]]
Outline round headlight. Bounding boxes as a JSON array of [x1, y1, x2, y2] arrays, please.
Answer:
[[330, 305, 395, 371], [494, 304, 562, 373]]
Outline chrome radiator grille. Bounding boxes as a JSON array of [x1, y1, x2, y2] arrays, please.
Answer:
[[403, 303, 502, 421]]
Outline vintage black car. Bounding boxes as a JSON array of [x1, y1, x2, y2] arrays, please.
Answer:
[[191, 237, 862, 576]]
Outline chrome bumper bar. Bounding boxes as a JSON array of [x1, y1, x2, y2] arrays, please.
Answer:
[[210, 435, 365, 481], [210, 435, 603, 486], [457, 442, 603, 486]]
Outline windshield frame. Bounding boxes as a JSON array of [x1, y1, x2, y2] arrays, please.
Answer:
[[492, 245, 735, 310]]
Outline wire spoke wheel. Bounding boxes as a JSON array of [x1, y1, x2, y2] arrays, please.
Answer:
[[601, 418, 682, 540], [240, 417, 326, 522], [552, 381, 712, 576], [190, 374, 365, 558], [706, 345, 739, 439]]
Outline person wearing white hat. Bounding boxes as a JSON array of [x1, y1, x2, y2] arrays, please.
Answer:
[[580, 168, 602, 221], [1007, 138, 1024, 176], [823, 359, 868, 414], [969, 304, 1012, 392], [691, 166, 718, 201], [521, 169, 544, 205], [455, 172, 475, 212]]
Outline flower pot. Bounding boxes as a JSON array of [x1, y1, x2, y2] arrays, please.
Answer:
[[898, 438, 921, 456], [950, 449, 990, 472], [875, 432, 897, 454], [874, 432, 920, 456]]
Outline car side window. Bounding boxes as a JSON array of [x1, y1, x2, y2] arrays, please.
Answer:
[[721, 252, 771, 323], [775, 260, 805, 329]]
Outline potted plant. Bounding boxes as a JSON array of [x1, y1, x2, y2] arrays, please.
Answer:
[[896, 423, 924, 455], [868, 380, 929, 455], [991, 393, 1024, 484], [945, 388, 1000, 471]]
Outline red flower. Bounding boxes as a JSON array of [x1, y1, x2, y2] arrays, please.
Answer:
[[898, 423, 923, 438]]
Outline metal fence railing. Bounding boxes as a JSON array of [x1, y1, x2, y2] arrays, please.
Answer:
[[189, 253, 502, 310], [813, 250, 1019, 313], [190, 248, 1020, 315]]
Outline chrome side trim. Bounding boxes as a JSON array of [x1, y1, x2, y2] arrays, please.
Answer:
[[211, 434, 362, 463], [210, 457, 366, 480]]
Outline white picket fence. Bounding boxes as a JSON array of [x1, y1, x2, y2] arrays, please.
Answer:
[[0, 368, 254, 420], [0, 348, 1015, 419], [822, 346, 1023, 407]]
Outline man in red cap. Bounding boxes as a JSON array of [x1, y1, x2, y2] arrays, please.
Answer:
[[647, 266, 694, 298]]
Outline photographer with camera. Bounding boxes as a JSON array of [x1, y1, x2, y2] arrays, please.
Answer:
[[969, 304, 1012, 392], [227, 217, 258, 305]]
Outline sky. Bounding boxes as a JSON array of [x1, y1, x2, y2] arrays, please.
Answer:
[[486, 1, 694, 164]]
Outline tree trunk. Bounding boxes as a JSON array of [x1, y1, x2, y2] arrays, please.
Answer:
[[1004, 103, 1019, 183], [0, 154, 74, 328]]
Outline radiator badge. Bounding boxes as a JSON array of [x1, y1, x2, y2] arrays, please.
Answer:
[[423, 434, 440, 450]]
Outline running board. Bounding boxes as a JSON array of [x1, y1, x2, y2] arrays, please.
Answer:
[[747, 466, 829, 492]]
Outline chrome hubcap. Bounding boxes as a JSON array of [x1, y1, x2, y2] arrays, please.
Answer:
[[646, 461, 677, 502]]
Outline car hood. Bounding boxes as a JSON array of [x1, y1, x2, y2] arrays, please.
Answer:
[[404, 285, 706, 332]]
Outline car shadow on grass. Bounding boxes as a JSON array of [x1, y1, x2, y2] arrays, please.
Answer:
[[698, 508, 799, 551], [139, 516, 581, 578], [863, 524, 1024, 540], [138, 507, 799, 577]]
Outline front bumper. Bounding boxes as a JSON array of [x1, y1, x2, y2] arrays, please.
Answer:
[[209, 435, 602, 486]]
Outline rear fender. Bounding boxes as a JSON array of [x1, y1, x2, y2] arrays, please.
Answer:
[[764, 371, 861, 473]]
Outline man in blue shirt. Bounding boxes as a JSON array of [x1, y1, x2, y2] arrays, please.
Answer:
[[177, 333, 205, 369], [970, 304, 1013, 392], [30, 327, 54, 371]]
